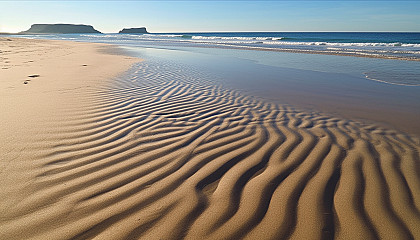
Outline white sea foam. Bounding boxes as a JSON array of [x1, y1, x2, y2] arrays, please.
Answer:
[[76, 34, 420, 50], [143, 34, 184, 38], [256, 41, 420, 48], [191, 36, 284, 41]]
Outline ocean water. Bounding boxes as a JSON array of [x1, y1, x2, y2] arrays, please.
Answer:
[[16, 32, 420, 61], [11, 32, 420, 86]]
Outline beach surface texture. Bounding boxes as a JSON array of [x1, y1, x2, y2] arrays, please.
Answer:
[[1, 37, 420, 239]]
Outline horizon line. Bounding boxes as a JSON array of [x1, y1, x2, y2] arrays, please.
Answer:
[[3, 30, 420, 34]]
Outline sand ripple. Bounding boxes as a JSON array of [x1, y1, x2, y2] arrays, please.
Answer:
[[1, 61, 420, 240]]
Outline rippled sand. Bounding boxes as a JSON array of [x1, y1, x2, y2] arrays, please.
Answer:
[[1, 38, 419, 240]]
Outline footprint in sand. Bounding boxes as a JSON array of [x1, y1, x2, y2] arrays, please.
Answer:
[[24, 75, 39, 84]]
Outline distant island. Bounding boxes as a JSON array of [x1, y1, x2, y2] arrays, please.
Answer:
[[9, 24, 149, 35], [20, 24, 102, 34], [119, 27, 148, 34]]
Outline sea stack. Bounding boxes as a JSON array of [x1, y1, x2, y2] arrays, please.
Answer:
[[118, 27, 148, 34], [20, 24, 102, 34]]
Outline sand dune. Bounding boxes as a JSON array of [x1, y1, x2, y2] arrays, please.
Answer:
[[1, 38, 420, 239]]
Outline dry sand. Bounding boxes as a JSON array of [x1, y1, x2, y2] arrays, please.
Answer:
[[1, 37, 420, 240]]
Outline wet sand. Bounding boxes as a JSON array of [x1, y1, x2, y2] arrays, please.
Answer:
[[221, 63, 420, 136], [129, 46, 420, 136], [1, 38, 420, 239]]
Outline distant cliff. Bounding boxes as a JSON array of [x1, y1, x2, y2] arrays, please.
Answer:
[[119, 27, 148, 34], [20, 24, 102, 34]]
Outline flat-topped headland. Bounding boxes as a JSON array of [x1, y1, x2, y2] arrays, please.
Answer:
[[118, 27, 148, 34], [19, 24, 102, 34]]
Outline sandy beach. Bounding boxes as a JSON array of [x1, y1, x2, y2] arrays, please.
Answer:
[[1, 37, 420, 240]]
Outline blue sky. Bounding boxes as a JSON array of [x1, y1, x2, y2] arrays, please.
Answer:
[[1, 1, 419, 33]]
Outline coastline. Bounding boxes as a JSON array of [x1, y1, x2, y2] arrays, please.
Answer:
[[1, 37, 419, 239], [186, 43, 420, 62], [8, 31, 420, 62], [121, 45, 420, 137]]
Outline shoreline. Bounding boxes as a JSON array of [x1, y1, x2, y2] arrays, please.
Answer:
[[7, 34, 420, 62], [122, 45, 420, 138], [1, 37, 419, 239], [185, 43, 420, 62]]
